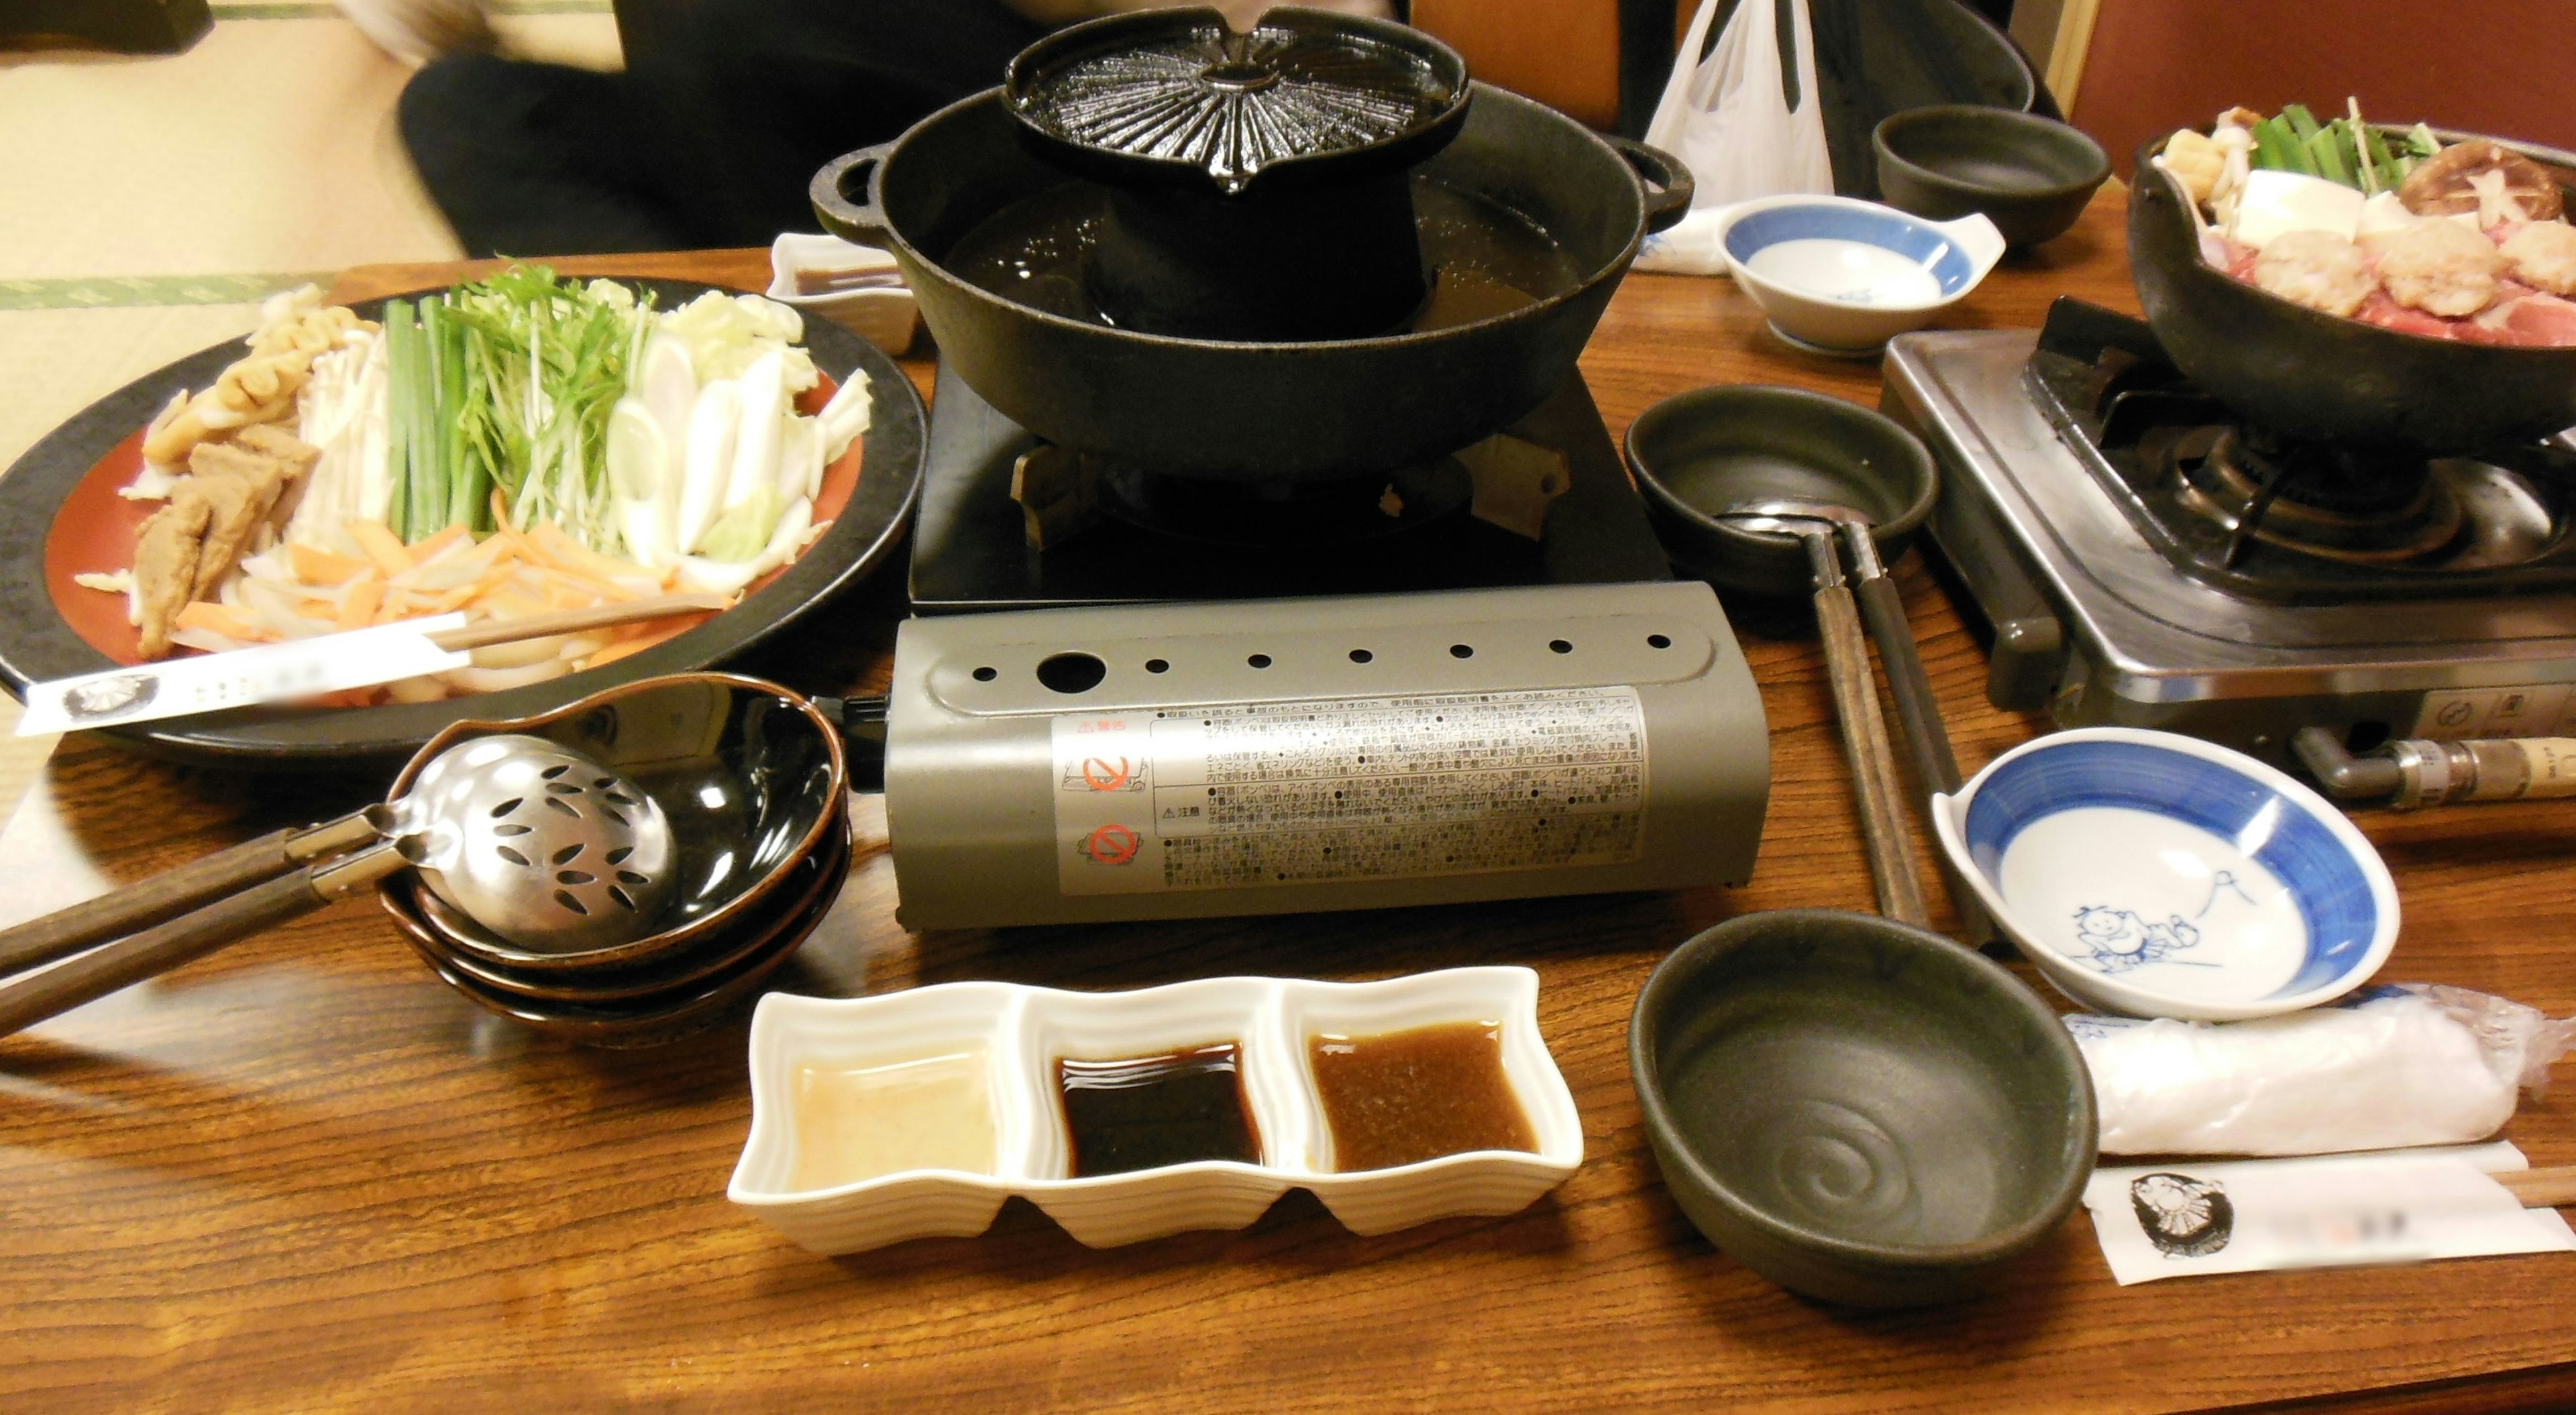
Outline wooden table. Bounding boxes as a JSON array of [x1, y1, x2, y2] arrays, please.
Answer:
[[4, 188, 2574, 1412]]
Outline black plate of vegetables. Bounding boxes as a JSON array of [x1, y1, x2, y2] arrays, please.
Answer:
[[0, 272, 923, 769]]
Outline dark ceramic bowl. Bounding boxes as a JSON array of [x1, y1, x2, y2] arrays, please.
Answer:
[[1874, 106, 2108, 249], [387, 799, 850, 1006], [382, 673, 847, 975], [1629, 910, 2096, 1308], [386, 816, 853, 1048], [1623, 386, 1937, 598]]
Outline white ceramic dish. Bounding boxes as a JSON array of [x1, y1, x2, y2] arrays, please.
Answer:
[[728, 966, 1583, 1253], [767, 233, 918, 354], [1715, 194, 2005, 355], [1931, 727, 2401, 1021]]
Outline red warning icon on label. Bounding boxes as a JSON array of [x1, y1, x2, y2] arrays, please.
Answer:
[[1081, 823, 1141, 866], [1083, 756, 1132, 791]]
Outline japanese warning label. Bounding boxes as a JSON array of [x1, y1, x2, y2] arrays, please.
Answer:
[[1051, 688, 1646, 896]]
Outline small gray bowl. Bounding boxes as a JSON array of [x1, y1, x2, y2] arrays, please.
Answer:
[[1874, 105, 2110, 249], [1629, 910, 2096, 1308], [1623, 386, 1937, 599]]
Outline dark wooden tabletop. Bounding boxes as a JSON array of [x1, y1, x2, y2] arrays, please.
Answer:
[[3, 188, 2573, 1412]]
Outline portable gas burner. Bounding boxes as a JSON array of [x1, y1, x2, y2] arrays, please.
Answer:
[[908, 364, 1674, 613], [1882, 298, 2576, 766]]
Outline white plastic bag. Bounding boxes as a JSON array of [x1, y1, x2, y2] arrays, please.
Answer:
[[2070, 984, 2576, 1157], [1635, 0, 1835, 274]]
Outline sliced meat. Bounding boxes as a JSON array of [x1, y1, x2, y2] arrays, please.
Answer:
[[184, 439, 303, 599], [173, 472, 260, 603], [2493, 291, 2576, 347], [231, 422, 322, 473], [132, 496, 213, 659], [2351, 290, 2461, 339]]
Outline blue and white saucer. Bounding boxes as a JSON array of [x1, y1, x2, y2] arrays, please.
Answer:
[[1931, 728, 2400, 1021]]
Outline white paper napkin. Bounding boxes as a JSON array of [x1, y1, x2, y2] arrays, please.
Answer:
[[1634, 207, 1735, 277], [2085, 1142, 2575, 1284]]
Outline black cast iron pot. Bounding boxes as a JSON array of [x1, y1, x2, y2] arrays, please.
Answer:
[[1004, 6, 1472, 341], [2130, 129, 2576, 455], [812, 82, 1690, 483]]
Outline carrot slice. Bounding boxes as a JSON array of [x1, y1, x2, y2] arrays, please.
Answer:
[[347, 520, 414, 576], [289, 543, 371, 585], [474, 589, 547, 621], [582, 617, 706, 667], [176, 601, 275, 641], [336, 576, 384, 631], [410, 524, 472, 561], [527, 524, 654, 586]]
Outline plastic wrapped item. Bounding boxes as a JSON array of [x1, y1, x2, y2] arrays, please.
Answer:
[[2068, 985, 2576, 1157], [1635, 0, 1833, 275]]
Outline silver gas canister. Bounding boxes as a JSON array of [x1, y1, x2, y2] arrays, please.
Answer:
[[880, 581, 1769, 928]]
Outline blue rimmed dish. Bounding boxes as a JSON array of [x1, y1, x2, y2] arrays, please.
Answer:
[[1930, 727, 2400, 1021], [1716, 194, 2004, 356]]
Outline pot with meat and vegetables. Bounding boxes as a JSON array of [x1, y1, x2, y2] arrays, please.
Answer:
[[2130, 101, 2576, 455]]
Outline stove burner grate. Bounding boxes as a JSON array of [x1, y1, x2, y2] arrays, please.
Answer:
[[2026, 298, 2576, 603], [2171, 427, 2465, 567]]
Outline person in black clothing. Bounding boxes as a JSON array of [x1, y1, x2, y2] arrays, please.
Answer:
[[382, 0, 1388, 257]]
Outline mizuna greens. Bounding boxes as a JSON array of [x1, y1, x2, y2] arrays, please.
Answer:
[[354, 267, 872, 589], [383, 267, 650, 548]]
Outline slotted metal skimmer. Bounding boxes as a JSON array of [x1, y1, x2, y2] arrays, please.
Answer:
[[392, 734, 678, 954]]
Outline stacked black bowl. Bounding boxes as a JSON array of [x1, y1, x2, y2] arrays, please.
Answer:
[[378, 674, 852, 1048]]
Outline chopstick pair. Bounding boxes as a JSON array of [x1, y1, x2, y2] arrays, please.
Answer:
[[0, 809, 394, 981], [1826, 524, 1998, 949], [1756, 513, 1989, 942], [0, 800, 419, 1035]]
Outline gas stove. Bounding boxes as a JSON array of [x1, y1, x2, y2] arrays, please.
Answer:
[[908, 363, 1672, 613], [1882, 300, 2576, 765]]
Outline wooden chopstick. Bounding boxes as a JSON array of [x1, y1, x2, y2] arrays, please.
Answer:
[[425, 593, 731, 652], [2496, 1166, 2576, 1208]]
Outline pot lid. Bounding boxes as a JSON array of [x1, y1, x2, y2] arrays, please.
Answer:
[[1005, 6, 1470, 195]]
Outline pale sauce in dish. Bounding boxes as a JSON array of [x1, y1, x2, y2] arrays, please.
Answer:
[[789, 1048, 998, 1190]]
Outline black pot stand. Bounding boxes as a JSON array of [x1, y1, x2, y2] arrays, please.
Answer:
[[908, 362, 1672, 614]]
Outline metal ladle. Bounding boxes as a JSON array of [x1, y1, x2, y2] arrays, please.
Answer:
[[0, 736, 674, 1036], [1721, 497, 1995, 944]]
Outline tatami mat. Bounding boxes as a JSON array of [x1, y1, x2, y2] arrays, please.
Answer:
[[0, 5, 624, 461], [0, 3, 620, 826]]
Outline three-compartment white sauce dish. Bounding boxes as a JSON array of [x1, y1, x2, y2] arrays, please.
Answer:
[[727, 966, 1583, 1253]]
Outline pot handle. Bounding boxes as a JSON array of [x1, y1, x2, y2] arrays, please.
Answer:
[[810, 144, 898, 248], [1609, 137, 1696, 235]]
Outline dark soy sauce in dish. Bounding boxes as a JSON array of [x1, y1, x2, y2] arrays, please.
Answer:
[[945, 179, 1584, 334], [1057, 1042, 1263, 1177], [1309, 1020, 1538, 1172]]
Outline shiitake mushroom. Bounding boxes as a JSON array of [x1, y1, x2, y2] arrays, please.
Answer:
[[2398, 140, 2566, 223]]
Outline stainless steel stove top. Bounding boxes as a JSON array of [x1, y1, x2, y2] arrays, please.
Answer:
[[1881, 327, 2576, 760]]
